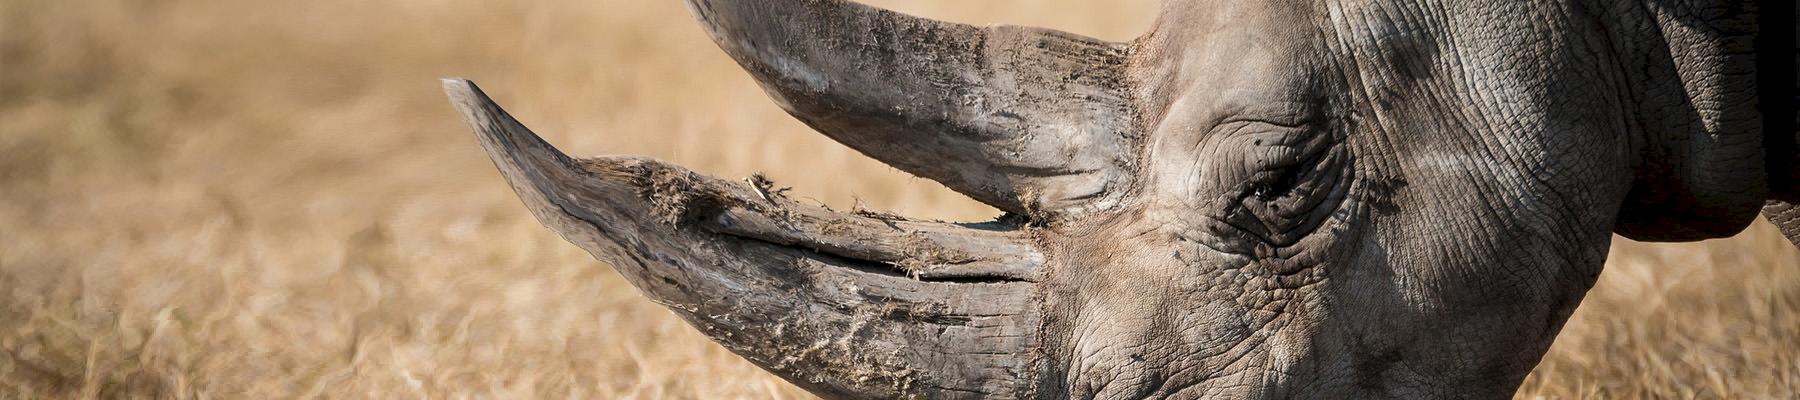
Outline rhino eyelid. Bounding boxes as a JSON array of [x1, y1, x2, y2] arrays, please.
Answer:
[[1250, 144, 1332, 201], [1210, 119, 1323, 151], [1215, 115, 1320, 130], [1252, 163, 1305, 201]]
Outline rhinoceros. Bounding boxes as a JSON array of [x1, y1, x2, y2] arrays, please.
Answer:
[[442, 0, 1797, 397]]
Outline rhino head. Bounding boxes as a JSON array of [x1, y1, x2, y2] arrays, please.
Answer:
[[443, 0, 1796, 397]]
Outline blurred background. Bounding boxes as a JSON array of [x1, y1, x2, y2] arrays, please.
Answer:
[[0, 0, 1794, 398]]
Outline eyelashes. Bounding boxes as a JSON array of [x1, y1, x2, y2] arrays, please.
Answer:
[[1250, 149, 1324, 202], [1241, 131, 1333, 204]]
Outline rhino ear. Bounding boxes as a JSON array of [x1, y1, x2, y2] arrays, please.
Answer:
[[1612, 126, 1769, 242], [1612, 10, 1780, 242]]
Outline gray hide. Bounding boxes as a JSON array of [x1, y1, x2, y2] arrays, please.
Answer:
[[443, 0, 1796, 398]]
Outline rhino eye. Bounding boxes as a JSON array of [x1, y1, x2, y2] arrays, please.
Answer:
[[1250, 150, 1321, 202], [1216, 127, 1346, 250], [1251, 184, 1277, 200], [1234, 126, 1331, 202]]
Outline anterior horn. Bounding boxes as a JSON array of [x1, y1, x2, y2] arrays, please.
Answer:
[[684, 0, 1142, 221], [444, 79, 1047, 399]]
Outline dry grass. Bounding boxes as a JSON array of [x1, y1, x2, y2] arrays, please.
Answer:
[[0, 0, 1793, 398]]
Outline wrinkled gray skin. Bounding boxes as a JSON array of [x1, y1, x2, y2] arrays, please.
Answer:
[[443, 0, 1797, 398]]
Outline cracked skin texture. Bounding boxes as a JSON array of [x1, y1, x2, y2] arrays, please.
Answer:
[[447, 0, 1795, 398]]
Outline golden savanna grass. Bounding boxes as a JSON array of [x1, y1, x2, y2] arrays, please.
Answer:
[[0, 0, 1794, 398]]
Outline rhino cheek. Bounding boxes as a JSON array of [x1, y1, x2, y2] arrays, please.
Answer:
[[1031, 205, 1358, 399]]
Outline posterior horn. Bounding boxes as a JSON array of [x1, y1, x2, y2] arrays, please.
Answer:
[[684, 0, 1141, 221], [444, 79, 1047, 398]]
